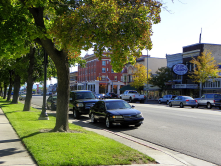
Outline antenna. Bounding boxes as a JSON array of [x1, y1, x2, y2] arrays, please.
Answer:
[[199, 28, 202, 43]]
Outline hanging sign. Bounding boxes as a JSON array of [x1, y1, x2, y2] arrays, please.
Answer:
[[173, 64, 188, 75]]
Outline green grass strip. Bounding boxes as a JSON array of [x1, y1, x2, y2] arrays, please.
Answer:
[[0, 98, 155, 166]]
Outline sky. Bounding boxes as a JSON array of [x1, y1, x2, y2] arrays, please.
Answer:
[[38, 0, 221, 85]]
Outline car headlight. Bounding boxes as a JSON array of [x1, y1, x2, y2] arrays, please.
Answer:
[[112, 115, 123, 118], [76, 103, 84, 107], [136, 113, 143, 118]]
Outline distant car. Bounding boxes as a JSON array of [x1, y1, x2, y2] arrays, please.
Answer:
[[105, 92, 118, 99], [158, 95, 177, 105], [47, 95, 57, 111], [168, 96, 198, 108], [95, 94, 105, 99], [19, 95, 26, 101], [89, 99, 144, 128]]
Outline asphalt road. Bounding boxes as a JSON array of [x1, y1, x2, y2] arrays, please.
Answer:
[[30, 96, 221, 165]]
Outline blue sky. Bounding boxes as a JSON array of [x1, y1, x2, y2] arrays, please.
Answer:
[[148, 0, 221, 57]]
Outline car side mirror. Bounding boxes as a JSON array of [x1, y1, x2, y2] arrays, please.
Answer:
[[131, 105, 135, 108]]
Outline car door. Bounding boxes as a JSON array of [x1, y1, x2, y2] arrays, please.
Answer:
[[172, 96, 179, 106], [94, 101, 106, 122]]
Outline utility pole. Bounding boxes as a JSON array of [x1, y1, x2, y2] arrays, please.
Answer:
[[146, 50, 149, 103]]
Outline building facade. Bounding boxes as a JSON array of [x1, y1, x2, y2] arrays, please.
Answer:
[[167, 43, 221, 98], [76, 53, 124, 94]]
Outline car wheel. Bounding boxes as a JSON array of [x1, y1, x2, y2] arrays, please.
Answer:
[[195, 105, 199, 108], [158, 100, 161, 104], [105, 117, 112, 128], [180, 102, 184, 108], [219, 107, 221, 110], [191, 106, 195, 108], [90, 113, 97, 123], [169, 102, 172, 107], [166, 100, 169, 105], [207, 103, 212, 109], [73, 109, 80, 119], [140, 100, 144, 103], [135, 123, 141, 127]]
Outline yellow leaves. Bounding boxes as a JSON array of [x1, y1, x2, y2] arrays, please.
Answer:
[[189, 49, 219, 83]]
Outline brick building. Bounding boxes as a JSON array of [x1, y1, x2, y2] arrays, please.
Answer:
[[76, 53, 124, 94]]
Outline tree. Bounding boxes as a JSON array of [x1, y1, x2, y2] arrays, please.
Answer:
[[4, 0, 162, 132], [130, 64, 151, 93], [188, 50, 219, 96], [148, 67, 173, 97]]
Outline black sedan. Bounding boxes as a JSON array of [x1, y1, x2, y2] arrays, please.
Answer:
[[47, 95, 57, 111], [89, 99, 144, 128]]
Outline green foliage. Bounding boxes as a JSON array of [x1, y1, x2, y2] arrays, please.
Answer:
[[148, 67, 173, 93], [49, 0, 162, 72], [0, 98, 155, 165], [188, 50, 219, 83]]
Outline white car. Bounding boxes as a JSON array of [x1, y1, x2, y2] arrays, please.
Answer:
[[158, 95, 177, 105], [19, 95, 26, 100]]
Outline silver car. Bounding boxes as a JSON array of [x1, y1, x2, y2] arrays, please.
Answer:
[[19, 95, 26, 100], [169, 96, 198, 108]]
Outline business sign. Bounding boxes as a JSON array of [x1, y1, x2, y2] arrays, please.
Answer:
[[173, 64, 188, 75]]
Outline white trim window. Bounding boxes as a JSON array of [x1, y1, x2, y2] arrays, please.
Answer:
[[102, 68, 106, 73], [102, 60, 106, 66]]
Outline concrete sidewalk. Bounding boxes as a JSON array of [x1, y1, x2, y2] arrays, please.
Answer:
[[0, 108, 37, 165], [0, 103, 216, 166]]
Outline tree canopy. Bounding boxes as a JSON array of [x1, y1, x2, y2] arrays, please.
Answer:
[[1, 0, 163, 132], [148, 67, 173, 96]]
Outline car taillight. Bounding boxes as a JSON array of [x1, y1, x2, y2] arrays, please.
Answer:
[[111, 95, 112, 97], [133, 95, 135, 97], [186, 100, 189, 102], [195, 100, 197, 102], [213, 100, 215, 103]]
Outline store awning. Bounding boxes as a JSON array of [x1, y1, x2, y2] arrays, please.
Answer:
[[119, 85, 136, 91]]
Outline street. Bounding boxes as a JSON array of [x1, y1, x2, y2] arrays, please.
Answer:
[[29, 96, 221, 165]]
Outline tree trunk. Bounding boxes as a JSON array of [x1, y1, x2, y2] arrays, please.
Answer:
[[27, 6, 70, 131], [52, 51, 70, 132], [7, 71, 13, 102], [3, 83, 7, 99], [23, 46, 35, 111], [11, 74, 21, 104]]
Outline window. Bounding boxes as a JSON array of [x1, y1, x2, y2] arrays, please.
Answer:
[[114, 76, 117, 81], [102, 60, 106, 66], [102, 68, 106, 73], [111, 68, 114, 73]]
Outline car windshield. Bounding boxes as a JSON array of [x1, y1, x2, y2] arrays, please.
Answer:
[[105, 100, 132, 110], [75, 92, 95, 99]]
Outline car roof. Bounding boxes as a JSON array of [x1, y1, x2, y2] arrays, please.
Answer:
[[99, 99, 124, 102], [71, 90, 92, 92]]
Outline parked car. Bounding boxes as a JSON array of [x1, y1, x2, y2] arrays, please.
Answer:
[[194, 93, 221, 109], [47, 95, 57, 111], [19, 95, 26, 101], [105, 92, 118, 99], [120, 90, 146, 103], [95, 93, 105, 99], [89, 99, 144, 128], [168, 96, 198, 108], [69, 90, 99, 119], [158, 94, 177, 105]]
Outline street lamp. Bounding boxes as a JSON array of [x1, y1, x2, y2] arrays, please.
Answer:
[[39, 49, 49, 120]]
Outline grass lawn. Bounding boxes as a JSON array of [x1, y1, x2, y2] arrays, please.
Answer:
[[0, 98, 156, 166]]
